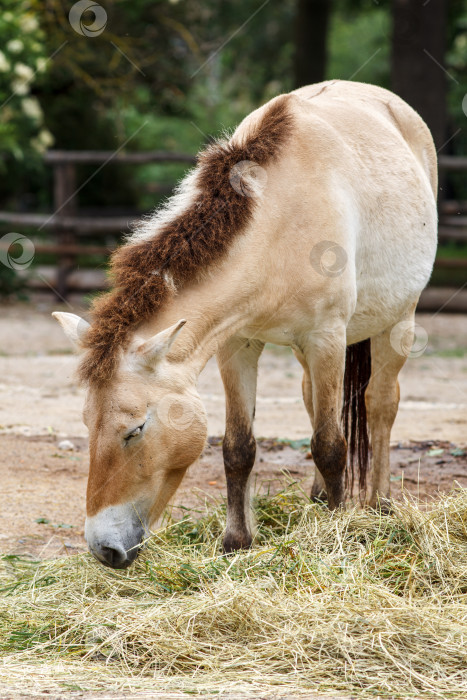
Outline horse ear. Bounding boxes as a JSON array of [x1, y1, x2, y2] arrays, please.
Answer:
[[52, 312, 90, 350], [136, 319, 186, 365]]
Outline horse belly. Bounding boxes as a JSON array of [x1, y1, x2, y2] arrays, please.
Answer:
[[346, 195, 437, 344]]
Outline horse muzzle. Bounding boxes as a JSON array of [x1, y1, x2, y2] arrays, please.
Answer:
[[85, 503, 148, 569]]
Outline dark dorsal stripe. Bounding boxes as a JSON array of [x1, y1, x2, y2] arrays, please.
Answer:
[[79, 95, 293, 385]]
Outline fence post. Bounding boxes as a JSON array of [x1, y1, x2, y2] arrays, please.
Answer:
[[53, 161, 77, 299]]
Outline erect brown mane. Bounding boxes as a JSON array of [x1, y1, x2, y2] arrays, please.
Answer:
[[79, 95, 293, 385]]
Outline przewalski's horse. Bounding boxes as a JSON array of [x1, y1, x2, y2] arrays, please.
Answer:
[[54, 81, 437, 569]]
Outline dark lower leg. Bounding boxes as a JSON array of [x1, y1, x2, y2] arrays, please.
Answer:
[[222, 429, 256, 552], [311, 425, 347, 508], [217, 338, 263, 553], [304, 327, 347, 509]]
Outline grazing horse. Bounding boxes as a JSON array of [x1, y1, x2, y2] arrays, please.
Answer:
[[54, 81, 437, 569]]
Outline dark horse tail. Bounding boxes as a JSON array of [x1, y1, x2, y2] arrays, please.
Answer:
[[342, 339, 372, 496]]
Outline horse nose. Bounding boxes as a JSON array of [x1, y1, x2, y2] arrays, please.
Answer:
[[85, 505, 146, 569], [97, 543, 130, 569], [90, 540, 141, 569]]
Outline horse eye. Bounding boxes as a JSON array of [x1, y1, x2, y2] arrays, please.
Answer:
[[124, 423, 145, 443]]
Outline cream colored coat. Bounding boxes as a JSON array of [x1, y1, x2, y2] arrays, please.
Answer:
[[54, 81, 437, 568]]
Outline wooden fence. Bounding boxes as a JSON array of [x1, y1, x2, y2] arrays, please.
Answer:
[[0, 151, 466, 310], [0, 150, 195, 298]]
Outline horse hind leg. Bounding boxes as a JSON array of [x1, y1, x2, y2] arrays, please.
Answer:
[[294, 350, 327, 501], [365, 311, 415, 509], [300, 326, 348, 509]]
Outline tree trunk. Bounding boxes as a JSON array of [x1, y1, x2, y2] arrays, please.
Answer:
[[391, 0, 448, 151], [294, 0, 332, 88]]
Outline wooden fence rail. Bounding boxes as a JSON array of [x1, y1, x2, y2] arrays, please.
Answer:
[[0, 151, 466, 306], [0, 150, 195, 298], [44, 150, 197, 165]]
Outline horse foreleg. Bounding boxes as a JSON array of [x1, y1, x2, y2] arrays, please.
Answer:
[[217, 337, 264, 552], [302, 326, 347, 509]]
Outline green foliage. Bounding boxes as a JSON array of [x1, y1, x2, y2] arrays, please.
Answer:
[[1, 1, 466, 213], [0, 1, 52, 162], [327, 6, 390, 86], [446, 3, 467, 171]]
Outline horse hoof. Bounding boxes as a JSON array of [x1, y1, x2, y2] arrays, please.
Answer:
[[222, 533, 253, 554]]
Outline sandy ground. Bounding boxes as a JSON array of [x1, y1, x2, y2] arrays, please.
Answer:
[[0, 297, 466, 558]]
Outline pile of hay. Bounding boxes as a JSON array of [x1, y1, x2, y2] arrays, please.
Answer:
[[1, 486, 467, 697]]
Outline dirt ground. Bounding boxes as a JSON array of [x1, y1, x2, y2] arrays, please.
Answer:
[[0, 296, 466, 559]]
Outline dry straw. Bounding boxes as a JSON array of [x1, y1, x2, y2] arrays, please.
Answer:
[[1, 485, 467, 697]]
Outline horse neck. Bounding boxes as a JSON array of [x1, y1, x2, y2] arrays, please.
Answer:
[[135, 262, 250, 380]]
